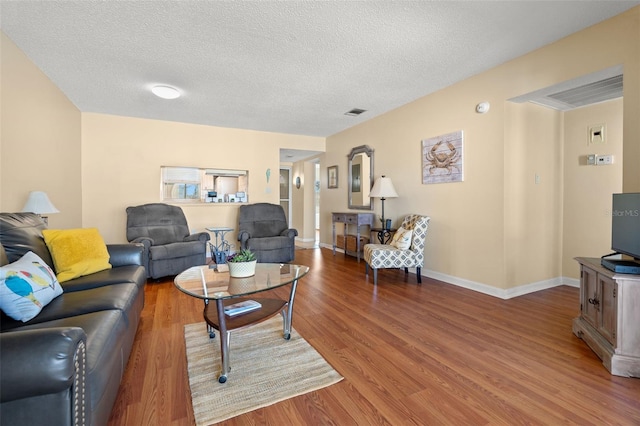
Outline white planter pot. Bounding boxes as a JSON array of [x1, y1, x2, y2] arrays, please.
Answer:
[[228, 260, 257, 278]]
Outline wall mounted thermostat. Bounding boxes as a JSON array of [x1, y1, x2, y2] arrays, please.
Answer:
[[596, 155, 614, 165], [587, 154, 613, 165]]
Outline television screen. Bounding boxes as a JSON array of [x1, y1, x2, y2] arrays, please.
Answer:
[[611, 193, 640, 260]]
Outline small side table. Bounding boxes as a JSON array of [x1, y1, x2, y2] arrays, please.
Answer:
[[371, 227, 396, 244], [206, 227, 233, 263]]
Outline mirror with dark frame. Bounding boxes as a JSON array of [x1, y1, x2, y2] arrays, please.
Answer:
[[347, 145, 374, 210]]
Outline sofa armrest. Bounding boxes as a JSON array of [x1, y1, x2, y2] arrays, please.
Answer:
[[237, 230, 250, 249], [107, 243, 144, 267], [1, 327, 86, 402], [184, 232, 210, 243], [130, 236, 153, 248], [281, 229, 298, 239]]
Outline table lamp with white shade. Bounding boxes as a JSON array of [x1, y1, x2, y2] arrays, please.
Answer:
[[22, 191, 59, 225], [368, 175, 398, 230]]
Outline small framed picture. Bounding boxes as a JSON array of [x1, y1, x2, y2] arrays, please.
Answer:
[[327, 165, 338, 189]]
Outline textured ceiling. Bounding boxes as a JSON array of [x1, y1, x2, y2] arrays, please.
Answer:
[[1, 1, 638, 145]]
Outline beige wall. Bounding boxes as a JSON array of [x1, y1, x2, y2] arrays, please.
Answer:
[[504, 102, 564, 286], [562, 99, 624, 277], [289, 157, 320, 243], [290, 161, 304, 240], [303, 160, 319, 240], [2, 7, 638, 296], [1, 30, 324, 245], [0, 33, 82, 228], [323, 7, 639, 294], [81, 113, 324, 244], [325, 72, 509, 289]]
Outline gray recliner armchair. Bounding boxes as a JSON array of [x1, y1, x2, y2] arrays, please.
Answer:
[[126, 203, 210, 279], [237, 203, 297, 263]]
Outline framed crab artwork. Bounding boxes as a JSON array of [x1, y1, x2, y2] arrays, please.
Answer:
[[422, 130, 464, 184]]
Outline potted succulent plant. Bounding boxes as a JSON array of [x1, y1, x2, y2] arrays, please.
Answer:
[[226, 249, 257, 277]]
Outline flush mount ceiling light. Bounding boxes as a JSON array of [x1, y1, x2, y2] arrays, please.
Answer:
[[151, 85, 181, 99]]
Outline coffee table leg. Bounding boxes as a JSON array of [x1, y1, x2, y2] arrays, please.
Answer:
[[216, 299, 231, 383], [281, 277, 299, 340], [204, 300, 216, 338]]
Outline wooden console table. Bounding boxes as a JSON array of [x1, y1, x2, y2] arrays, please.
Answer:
[[573, 257, 640, 377], [332, 212, 374, 262]]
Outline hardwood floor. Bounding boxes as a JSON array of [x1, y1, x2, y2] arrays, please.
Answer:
[[108, 248, 640, 425]]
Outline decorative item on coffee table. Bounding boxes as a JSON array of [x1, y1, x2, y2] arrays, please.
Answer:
[[227, 249, 257, 278]]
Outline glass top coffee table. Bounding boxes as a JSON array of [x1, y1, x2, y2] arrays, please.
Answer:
[[174, 263, 310, 383]]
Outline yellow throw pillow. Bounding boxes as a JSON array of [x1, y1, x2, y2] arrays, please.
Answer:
[[42, 228, 112, 283]]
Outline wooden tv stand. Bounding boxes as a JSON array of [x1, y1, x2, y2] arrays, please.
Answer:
[[573, 257, 640, 377]]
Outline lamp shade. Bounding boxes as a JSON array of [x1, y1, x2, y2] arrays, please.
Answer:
[[22, 191, 60, 215], [369, 176, 398, 198]]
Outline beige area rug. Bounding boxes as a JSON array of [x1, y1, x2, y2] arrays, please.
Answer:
[[184, 316, 343, 425]]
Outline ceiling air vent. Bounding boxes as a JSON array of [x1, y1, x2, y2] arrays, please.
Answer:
[[509, 65, 623, 111], [344, 108, 367, 116], [545, 75, 623, 110]]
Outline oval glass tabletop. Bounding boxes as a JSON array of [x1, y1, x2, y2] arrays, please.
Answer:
[[174, 263, 310, 300]]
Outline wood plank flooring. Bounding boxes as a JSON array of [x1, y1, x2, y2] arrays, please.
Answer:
[[108, 248, 640, 425]]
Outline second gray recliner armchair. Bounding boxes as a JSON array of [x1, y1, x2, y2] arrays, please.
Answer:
[[237, 203, 297, 263], [126, 203, 210, 279]]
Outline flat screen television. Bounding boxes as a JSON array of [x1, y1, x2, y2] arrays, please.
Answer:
[[602, 193, 640, 273], [611, 193, 640, 260]]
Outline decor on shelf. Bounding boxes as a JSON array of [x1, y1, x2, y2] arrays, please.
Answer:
[[227, 249, 257, 277], [422, 130, 464, 184], [369, 176, 398, 230], [21, 191, 59, 225], [327, 165, 338, 189]]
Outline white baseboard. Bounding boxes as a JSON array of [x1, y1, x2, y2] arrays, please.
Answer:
[[295, 236, 316, 243], [415, 267, 579, 300], [318, 245, 579, 299], [562, 277, 581, 288]]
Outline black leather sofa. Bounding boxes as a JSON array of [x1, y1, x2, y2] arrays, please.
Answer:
[[0, 213, 146, 426]]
